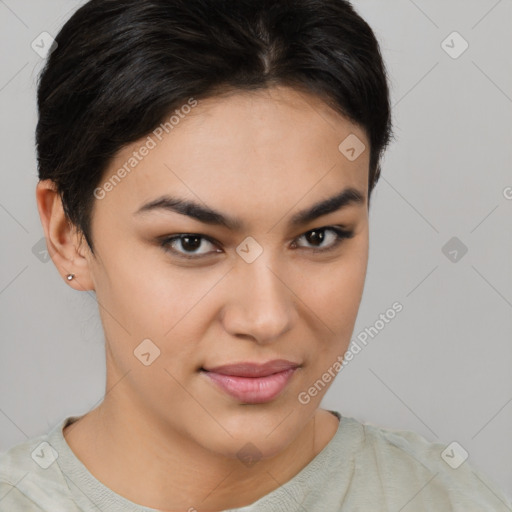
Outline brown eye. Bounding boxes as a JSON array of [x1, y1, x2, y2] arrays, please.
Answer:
[[293, 226, 354, 253], [160, 234, 221, 259]]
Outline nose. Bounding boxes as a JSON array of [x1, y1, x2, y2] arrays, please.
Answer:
[[221, 257, 297, 345]]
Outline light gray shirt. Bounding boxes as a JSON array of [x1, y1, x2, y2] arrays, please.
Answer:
[[1, 410, 511, 511]]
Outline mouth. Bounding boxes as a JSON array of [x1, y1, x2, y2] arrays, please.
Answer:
[[200, 359, 301, 404], [202, 359, 300, 377]]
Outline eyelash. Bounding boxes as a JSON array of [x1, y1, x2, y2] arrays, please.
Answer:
[[159, 226, 354, 260]]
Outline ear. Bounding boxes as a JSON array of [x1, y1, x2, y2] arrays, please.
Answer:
[[35, 179, 95, 291]]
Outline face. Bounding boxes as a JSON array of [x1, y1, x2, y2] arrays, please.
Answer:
[[82, 85, 369, 459]]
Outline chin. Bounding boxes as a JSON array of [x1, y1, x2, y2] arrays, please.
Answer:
[[198, 405, 304, 461]]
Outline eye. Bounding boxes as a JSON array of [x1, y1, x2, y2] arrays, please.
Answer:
[[160, 234, 221, 259], [291, 226, 354, 253], [159, 225, 354, 260]]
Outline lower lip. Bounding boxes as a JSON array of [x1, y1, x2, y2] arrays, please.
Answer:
[[201, 368, 298, 404]]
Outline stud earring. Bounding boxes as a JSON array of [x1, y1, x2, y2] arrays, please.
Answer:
[[66, 274, 75, 281]]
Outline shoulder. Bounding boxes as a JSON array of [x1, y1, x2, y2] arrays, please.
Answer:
[[0, 419, 79, 511], [348, 416, 512, 511]]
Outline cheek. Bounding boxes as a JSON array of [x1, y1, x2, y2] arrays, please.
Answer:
[[94, 241, 201, 333], [99, 261, 221, 371], [299, 273, 365, 352], [95, 262, 208, 400], [299, 251, 367, 328], [294, 247, 368, 369]]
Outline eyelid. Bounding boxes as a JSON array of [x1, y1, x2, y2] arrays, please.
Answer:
[[159, 233, 220, 259], [159, 225, 354, 259], [292, 225, 354, 252]]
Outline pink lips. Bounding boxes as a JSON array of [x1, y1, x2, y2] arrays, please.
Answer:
[[201, 359, 300, 404]]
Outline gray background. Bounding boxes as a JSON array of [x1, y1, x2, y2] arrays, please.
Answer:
[[1, 0, 511, 501]]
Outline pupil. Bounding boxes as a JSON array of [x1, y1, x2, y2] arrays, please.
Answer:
[[182, 235, 201, 251], [307, 229, 324, 246]]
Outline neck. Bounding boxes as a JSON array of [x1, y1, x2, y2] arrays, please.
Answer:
[[63, 397, 338, 511]]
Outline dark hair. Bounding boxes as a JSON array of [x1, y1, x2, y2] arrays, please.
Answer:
[[36, 0, 394, 254]]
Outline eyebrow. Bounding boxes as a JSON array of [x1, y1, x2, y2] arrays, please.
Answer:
[[133, 186, 365, 231]]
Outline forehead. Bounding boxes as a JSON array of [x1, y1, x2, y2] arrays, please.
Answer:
[[170, 86, 368, 161], [99, 86, 369, 217]]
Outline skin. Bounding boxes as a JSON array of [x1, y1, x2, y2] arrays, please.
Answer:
[[35, 85, 370, 511]]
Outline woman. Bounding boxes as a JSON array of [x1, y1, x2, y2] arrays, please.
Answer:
[[1, 0, 510, 510]]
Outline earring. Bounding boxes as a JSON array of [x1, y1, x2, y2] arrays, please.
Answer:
[[66, 274, 75, 281]]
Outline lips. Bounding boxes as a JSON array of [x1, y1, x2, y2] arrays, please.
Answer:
[[201, 359, 300, 377], [200, 359, 300, 403]]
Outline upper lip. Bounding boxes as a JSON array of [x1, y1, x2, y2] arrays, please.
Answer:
[[202, 359, 300, 377]]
